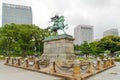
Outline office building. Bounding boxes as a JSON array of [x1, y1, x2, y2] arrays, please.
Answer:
[[103, 28, 119, 37], [2, 3, 32, 26], [74, 24, 93, 45]]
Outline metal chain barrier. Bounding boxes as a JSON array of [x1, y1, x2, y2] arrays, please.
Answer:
[[28, 58, 35, 67], [80, 61, 89, 71], [55, 60, 73, 71], [39, 59, 50, 68], [93, 61, 98, 69]]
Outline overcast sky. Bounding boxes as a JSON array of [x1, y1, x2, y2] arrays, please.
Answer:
[[0, 0, 120, 39]]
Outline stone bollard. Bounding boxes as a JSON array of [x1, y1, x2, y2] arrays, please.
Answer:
[[33, 58, 40, 70], [87, 62, 94, 73], [107, 59, 110, 67], [72, 59, 81, 80], [49, 59, 56, 73], [97, 58, 102, 70], [24, 58, 29, 68], [16, 58, 21, 66], [103, 58, 107, 68], [108, 57, 112, 66], [111, 57, 115, 65], [11, 57, 14, 65], [5, 57, 9, 64]]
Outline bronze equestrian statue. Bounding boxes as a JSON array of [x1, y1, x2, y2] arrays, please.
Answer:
[[46, 15, 68, 34]]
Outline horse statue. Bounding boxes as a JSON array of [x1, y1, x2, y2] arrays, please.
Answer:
[[46, 15, 68, 34]]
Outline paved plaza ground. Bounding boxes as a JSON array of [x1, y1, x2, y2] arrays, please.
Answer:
[[0, 61, 63, 80], [0, 60, 120, 80], [87, 62, 120, 80]]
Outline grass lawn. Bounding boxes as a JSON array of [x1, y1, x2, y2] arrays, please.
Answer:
[[77, 57, 95, 61]]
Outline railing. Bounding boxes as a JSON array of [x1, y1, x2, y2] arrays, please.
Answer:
[[5, 57, 115, 80]]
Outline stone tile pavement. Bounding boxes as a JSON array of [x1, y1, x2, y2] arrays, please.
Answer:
[[0, 61, 64, 80], [87, 62, 120, 80]]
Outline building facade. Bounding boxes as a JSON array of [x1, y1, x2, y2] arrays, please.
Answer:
[[2, 3, 32, 26], [74, 24, 93, 45], [103, 28, 119, 37]]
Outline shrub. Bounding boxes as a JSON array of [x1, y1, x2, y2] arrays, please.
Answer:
[[0, 55, 5, 60], [99, 54, 105, 59], [115, 58, 120, 62]]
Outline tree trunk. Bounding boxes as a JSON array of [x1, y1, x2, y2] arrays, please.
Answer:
[[110, 51, 114, 57], [22, 49, 26, 58], [86, 54, 88, 59]]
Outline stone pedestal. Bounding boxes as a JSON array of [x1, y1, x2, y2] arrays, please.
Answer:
[[41, 34, 75, 61]]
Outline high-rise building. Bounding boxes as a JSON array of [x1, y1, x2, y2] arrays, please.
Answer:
[[103, 28, 119, 37], [74, 24, 93, 45], [2, 3, 32, 26]]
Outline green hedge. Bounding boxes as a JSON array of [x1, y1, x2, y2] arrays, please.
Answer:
[[115, 58, 120, 62], [99, 54, 105, 60], [0, 55, 5, 60]]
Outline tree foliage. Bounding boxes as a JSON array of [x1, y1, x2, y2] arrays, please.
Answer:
[[74, 44, 80, 51], [0, 23, 50, 57], [98, 35, 120, 57], [89, 41, 104, 57], [74, 36, 120, 57], [79, 41, 91, 58]]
